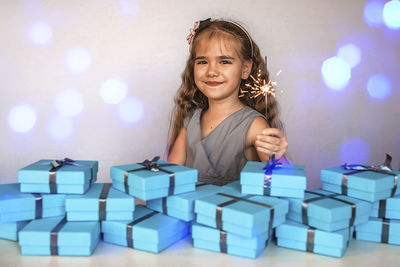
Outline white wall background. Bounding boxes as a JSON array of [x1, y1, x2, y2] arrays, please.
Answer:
[[1, 0, 399, 188]]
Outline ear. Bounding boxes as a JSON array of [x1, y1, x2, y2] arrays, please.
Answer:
[[241, 59, 253, 80]]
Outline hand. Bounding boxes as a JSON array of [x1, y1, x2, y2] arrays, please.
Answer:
[[254, 128, 288, 159]]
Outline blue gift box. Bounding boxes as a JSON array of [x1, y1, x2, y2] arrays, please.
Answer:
[[18, 216, 100, 256], [286, 189, 371, 232], [0, 221, 30, 241], [101, 205, 189, 253], [18, 159, 98, 194], [195, 191, 288, 238], [65, 183, 135, 221], [276, 220, 353, 258], [240, 161, 307, 198], [355, 217, 400, 245], [192, 223, 269, 259], [370, 195, 400, 219], [146, 183, 221, 222], [320, 165, 398, 202], [110, 158, 198, 201], [0, 183, 66, 223]]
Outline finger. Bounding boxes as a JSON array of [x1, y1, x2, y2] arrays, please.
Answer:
[[256, 135, 281, 145], [261, 128, 284, 138], [255, 140, 280, 153]]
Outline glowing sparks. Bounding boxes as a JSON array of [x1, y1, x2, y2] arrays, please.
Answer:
[[239, 70, 277, 99]]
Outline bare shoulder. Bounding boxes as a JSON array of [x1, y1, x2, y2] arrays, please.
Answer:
[[167, 127, 187, 165], [246, 116, 268, 146]]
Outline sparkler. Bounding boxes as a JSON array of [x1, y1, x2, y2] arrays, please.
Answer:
[[239, 56, 280, 110]]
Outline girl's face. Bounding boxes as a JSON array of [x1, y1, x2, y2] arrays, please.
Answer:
[[193, 35, 252, 103]]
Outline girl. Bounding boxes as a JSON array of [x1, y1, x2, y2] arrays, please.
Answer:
[[167, 18, 288, 186]]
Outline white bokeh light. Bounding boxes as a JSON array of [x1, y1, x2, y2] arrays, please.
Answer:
[[8, 104, 37, 133], [118, 0, 140, 17], [54, 89, 84, 117], [383, 0, 400, 29], [117, 96, 145, 123], [45, 115, 73, 140], [363, 0, 384, 27], [321, 57, 351, 90], [28, 21, 53, 45], [65, 46, 92, 72], [100, 78, 129, 104], [366, 73, 393, 100], [337, 43, 362, 68]]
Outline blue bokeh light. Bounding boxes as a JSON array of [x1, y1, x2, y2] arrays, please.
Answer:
[[366, 73, 392, 100], [54, 89, 84, 117], [65, 46, 92, 72], [46, 115, 73, 140], [363, 0, 384, 27], [340, 138, 370, 164], [321, 57, 351, 90], [117, 96, 145, 123], [383, 0, 400, 29], [100, 78, 129, 104], [337, 43, 362, 68], [27, 21, 53, 45], [7, 104, 37, 133], [118, 0, 140, 17]]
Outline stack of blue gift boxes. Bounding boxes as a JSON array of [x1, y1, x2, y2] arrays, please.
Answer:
[[0, 156, 399, 259]]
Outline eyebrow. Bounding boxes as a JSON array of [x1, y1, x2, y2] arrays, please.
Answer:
[[195, 55, 235, 60]]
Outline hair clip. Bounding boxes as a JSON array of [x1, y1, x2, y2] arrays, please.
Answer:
[[186, 18, 211, 52]]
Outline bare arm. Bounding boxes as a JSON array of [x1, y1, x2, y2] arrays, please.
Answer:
[[167, 127, 187, 165], [246, 117, 288, 162]]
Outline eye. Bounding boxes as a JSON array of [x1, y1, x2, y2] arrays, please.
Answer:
[[196, 60, 207, 65], [220, 60, 232, 64]]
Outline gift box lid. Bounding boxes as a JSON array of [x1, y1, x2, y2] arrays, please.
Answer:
[[18, 159, 98, 185], [110, 160, 197, 190], [372, 195, 400, 211], [0, 183, 65, 214], [65, 183, 134, 212], [320, 166, 396, 192], [240, 161, 306, 188], [276, 220, 351, 249], [147, 184, 221, 213], [101, 206, 188, 244], [288, 188, 372, 223], [19, 216, 100, 247], [355, 217, 400, 236], [191, 223, 269, 250], [195, 192, 288, 229]]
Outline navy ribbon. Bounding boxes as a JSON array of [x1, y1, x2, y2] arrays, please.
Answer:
[[262, 155, 282, 195], [99, 183, 111, 221], [306, 227, 315, 252], [50, 217, 67, 255], [123, 156, 176, 196], [126, 211, 158, 248], [341, 156, 398, 197], [32, 193, 43, 219], [45, 158, 95, 194], [381, 218, 390, 244], [219, 230, 227, 253]]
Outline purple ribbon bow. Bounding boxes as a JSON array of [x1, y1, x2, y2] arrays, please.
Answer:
[[263, 154, 283, 187]]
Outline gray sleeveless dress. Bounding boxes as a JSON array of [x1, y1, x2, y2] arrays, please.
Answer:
[[184, 106, 266, 185]]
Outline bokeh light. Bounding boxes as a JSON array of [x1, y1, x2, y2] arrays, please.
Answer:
[[340, 138, 370, 164], [117, 96, 145, 123], [45, 115, 73, 140], [100, 78, 129, 104], [337, 43, 362, 68], [321, 56, 351, 90], [54, 89, 84, 117], [118, 0, 140, 17], [27, 21, 53, 45], [366, 73, 392, 100], [7, 104, 37, 133], [383, 0, 400, 29], [65, 46, 92, 72], [363, 0, 384, 27]]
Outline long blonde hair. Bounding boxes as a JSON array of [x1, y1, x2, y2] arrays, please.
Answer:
[[167, 19, 284, 154]]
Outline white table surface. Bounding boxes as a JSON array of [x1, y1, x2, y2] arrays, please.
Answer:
[[1, 235, 399, 267]]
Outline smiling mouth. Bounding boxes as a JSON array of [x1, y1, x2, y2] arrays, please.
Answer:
[[205, 81, 223, 86]]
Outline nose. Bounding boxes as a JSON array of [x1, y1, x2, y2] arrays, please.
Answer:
[[206, 63, 219, 78]]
